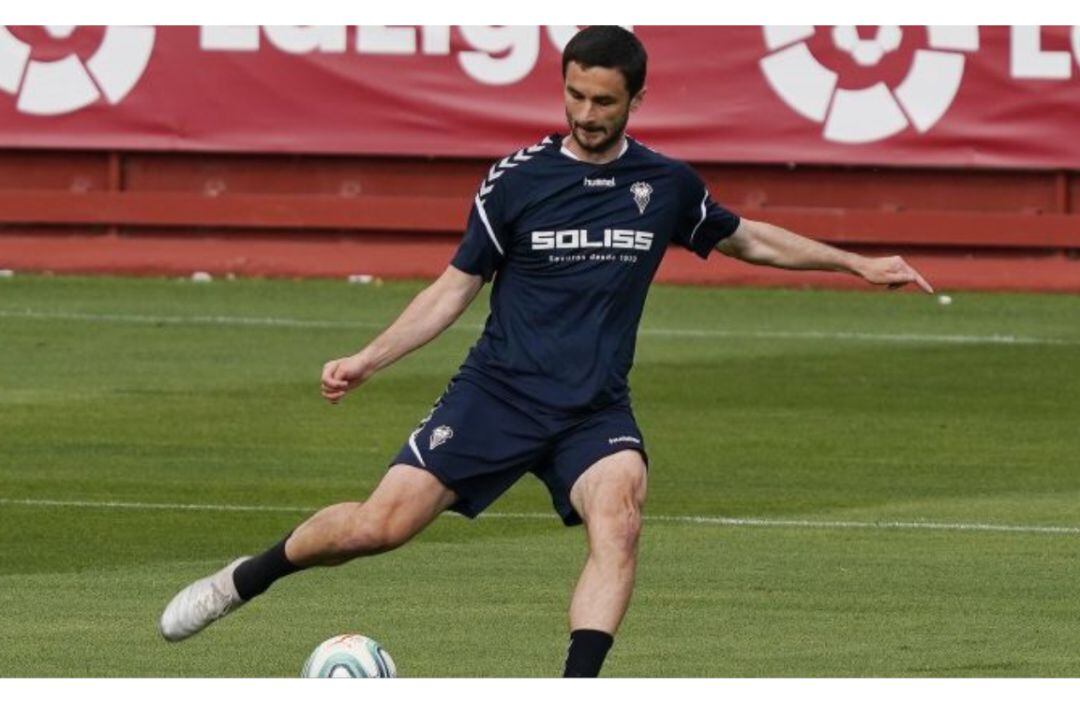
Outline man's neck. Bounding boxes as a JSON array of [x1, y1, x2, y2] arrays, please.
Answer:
[[561, 134, 629, 165]]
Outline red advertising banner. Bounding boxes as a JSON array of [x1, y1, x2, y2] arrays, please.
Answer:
[[0, 25, 1078, 168]]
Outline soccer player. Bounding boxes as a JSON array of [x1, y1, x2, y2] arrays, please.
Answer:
[[159, 26, 932, 676]]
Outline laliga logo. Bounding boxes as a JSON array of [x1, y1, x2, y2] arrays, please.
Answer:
[[759, 26, 979, 143], [0, 26, 155, 115]]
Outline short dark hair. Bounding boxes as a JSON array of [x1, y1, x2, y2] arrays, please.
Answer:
[[561, 26, 647, 98]]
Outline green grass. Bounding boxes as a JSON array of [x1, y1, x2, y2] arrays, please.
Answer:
[[2, 275, 1080, 676]]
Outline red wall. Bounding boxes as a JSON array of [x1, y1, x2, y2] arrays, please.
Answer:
[[1, 149, 1078, 292]]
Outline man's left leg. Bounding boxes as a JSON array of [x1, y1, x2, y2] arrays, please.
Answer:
[[564, 449, 647, 677]]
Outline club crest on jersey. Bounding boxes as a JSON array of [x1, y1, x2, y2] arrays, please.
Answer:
[[429, 425, 454, 450], [630, 182, 653, 214]]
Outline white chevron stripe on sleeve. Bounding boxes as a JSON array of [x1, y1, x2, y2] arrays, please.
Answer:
[[474, 195, 504, 256], [689, 190, 709, 246]]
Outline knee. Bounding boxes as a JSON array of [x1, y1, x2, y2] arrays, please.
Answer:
[[588, 495, 644, 559]]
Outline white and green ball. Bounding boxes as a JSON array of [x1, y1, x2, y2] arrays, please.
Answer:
[[301, 634, 397, 678]]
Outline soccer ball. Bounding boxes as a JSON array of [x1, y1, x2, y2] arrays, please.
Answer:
[[300, 634, 397, 678]]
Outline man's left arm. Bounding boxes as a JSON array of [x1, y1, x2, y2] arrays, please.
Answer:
[[717, 219, 934, 293]]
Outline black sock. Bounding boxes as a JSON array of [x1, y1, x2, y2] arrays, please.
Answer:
[[563, 629, 614, 677], [232, 534, 304, 601]]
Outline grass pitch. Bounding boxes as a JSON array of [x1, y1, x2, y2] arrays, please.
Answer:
[[2, 275, 1080, 677]]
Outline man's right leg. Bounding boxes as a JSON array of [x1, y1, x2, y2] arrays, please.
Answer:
[[284, 464, 457, 568], [158, 464, 455, 642]]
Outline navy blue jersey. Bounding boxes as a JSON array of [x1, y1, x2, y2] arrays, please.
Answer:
[[451, 133, 740, 413]]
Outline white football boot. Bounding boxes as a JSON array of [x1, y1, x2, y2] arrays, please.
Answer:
[[158, 556, 250, 642]]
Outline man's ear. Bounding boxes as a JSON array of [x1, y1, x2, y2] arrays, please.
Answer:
[[630, 87, 647, 112]]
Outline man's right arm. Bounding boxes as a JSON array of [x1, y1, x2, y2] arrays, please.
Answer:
[[320, 265, 484, 404]]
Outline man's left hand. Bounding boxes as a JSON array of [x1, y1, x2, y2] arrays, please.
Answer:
[[856, 255, 934, 293]]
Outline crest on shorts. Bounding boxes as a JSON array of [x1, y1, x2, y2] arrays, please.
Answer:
[[430, 425, 454, 450], [630, 182, 653, 214]]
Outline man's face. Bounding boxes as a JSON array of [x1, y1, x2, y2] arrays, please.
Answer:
[[563, 61, 644, 156]]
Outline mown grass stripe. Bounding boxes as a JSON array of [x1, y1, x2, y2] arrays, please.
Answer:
[[2, 497, 1078, 536], [0, 308, 1077, 345]]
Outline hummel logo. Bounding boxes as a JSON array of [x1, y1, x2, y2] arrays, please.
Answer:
[[584, 177, 616, 188]]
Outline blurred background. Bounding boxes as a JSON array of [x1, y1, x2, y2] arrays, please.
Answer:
[[0, 25, 1077, 291]]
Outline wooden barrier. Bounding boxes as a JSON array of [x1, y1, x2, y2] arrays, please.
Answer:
[[0, 150, 1078, 290], [1, 189, 1078, 250]]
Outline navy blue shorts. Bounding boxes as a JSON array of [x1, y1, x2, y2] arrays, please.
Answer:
[[389, 377, 647, 526]]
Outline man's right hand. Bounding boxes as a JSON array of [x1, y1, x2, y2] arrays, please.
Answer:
[[318, 266, 484, 406], [320, 354, 371, 404]]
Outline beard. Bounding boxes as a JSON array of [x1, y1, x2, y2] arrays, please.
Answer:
[[566, 110, 630, 156]]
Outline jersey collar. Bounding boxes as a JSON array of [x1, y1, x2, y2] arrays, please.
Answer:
[[558, 135, 630, 164]]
